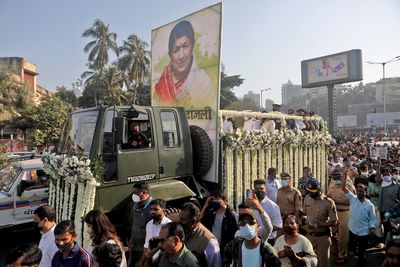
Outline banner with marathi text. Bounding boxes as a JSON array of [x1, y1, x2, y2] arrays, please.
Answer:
[[151, 3, 222, 182]]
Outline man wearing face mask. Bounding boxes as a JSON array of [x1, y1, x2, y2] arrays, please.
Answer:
[[129, 182, 153, 267], [253, 179, 282, 246], [52, 220, 91, 267], [200, 190, 238, 257], [302, 178, 338, 267], [276, 172, 302, 218], [377, 163, 400, 242], [141, 199, 171, 264], [265, 168, 281, 203], [354, 164, 370, 187], [33, 205, 58, 267], [223, 210, 282, 267], [327, 167, 355, 264]]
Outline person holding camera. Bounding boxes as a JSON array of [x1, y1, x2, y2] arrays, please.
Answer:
[[200, 190, 238, 257], [274, 215, 317, 267], [143, 222, 199, 267]]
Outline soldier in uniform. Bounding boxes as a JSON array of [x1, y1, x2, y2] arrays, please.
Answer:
[[302, 178, 338, 267], [276, 172, 302, 218], [327, 167, 355, 264]]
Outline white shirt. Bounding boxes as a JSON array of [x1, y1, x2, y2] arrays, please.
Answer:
[[205, 238, 222, 267], [265, 177, 281, 203], [38, 224, 58, 267], [223, 120, 233, 133], [243, 119, 255, 131], [274, 234, 317, 267], [144, 216, 172, 248], [259, 196, 282, 239], [241, 241, 261, 267]]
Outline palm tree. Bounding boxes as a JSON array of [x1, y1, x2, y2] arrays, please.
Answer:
[[118, 34, 151, 103], [99, 66, 126, 105], [82, 19, 118, 74]]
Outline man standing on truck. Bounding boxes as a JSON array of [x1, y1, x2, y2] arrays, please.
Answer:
[[129, 182, 153, 267]]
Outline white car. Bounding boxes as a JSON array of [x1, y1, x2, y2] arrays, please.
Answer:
[[0, 158, 49, 229]]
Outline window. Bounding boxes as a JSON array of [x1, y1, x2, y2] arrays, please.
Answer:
[[161, 111, 179, 148], [121, 111, 152, 150]]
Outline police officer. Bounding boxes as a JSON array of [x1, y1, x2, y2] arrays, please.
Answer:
[[327, 167, 355, 264], [302, 178, 338, 267], [276, 172, 302, 218]]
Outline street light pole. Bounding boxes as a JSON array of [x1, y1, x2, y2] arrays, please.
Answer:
[[260, 88, 271, 109], [367, 56, 400, 132]]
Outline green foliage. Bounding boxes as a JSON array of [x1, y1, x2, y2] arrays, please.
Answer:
[[55, 86, 78, 107], [0, 69, 33, 120], [220, 72, 243, 109], [225, 97, 261, 111], [11, 96, 71, 148]]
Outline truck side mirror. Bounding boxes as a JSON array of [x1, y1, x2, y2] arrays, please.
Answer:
[[17, 184, 24, 197], [114, 117, 127, 145]]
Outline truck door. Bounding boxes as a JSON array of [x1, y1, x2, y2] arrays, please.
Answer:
[[156, 109, 192, 179], [117, 109, 159, 184], [13, 169, 48, 222]]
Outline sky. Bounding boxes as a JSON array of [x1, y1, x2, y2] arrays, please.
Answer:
[[1, 0, 399, 104]]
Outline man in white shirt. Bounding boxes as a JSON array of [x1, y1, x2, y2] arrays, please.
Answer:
[[265, 168, 281, 203], [33, 205, 58, 267], [141, 199, 171, 263], [254, 179, 283, 246]]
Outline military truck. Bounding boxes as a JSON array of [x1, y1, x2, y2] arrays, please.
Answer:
[[52, 105, 329, 241]]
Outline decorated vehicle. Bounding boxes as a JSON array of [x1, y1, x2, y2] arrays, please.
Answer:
[[43, 105, 330, 248], [0, 157, 49, 229]]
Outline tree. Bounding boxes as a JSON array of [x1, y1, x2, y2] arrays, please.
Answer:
[[225, 97, 260, 111], [118, 34, 151, 102], [82, 19, 118, 73], [11, 96, 71, 148], [220, 72, 243, 109], [99, 65, 126, 105], [78, 83, 109, 108], [0, 69, 33, 120], [55, 86, 78, 107]]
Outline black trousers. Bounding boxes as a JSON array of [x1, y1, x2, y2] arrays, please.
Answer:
[[348, 231, 370, 267]]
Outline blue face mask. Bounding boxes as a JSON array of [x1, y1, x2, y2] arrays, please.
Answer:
[[239, 223, 257, 240]]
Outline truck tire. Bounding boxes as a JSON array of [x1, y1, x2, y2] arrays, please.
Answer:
[[190, 125, 213, 179], [165, 208, 181, 222]]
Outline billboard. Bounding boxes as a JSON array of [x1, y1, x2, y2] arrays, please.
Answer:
[[151, 3, 222, 182], [301, 49, 363, 88]]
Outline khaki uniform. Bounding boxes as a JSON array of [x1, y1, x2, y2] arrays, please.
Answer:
[[327, 177, 355, 260], [303, 193, 338, 267], [276, 186, 302, 217]]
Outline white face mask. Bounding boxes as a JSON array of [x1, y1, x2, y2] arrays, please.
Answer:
[[281, 180, 289, 188], [393, 175, 400, 180], [239, 223, 257, 240], [383, 176, 392, 182], [334, 179, 342, 185], [361, 172, 369, 177], [131, 193, 140, 203]]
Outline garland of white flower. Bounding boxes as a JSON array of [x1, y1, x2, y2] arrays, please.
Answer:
[[259, 149, 265, 179], [266, 149, 271, 172], [225, 149, 234, 207], [299, 146, 304, 178], [243, 150, 251, 191], [42, 152, 97, 249], [236, 151, 243, 207], [277, 146, 283, 174], [294, 146, 299, 183], [251, 150, 257, 182]]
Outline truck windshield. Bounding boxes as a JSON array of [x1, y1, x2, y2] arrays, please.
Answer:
[[0, 164, 19, 192], [58, 110, 99, 156]]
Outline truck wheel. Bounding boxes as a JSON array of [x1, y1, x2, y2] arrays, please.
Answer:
[[190, 125, 213, 179], [165, 208, 181, 222]]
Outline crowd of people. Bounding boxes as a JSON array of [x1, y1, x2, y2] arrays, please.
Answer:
[[6, 135, 400, 267]]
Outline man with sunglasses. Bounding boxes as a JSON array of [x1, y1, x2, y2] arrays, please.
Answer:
[[143, 222, 199, 267], [223, 210, 281, 266]]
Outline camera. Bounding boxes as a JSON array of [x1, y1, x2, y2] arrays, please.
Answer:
[[149, 237, 162, 249]]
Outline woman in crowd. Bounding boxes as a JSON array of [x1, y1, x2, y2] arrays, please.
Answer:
[[274, 215, 317, 267], [84, 210, 127, 267]]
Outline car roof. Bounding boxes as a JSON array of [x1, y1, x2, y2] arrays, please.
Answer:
[[16, 159, 44, 170]]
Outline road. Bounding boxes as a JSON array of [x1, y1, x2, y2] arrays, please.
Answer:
[[0, 228, 386, 267]]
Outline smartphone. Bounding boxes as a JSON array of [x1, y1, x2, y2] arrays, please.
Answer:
[[246, 189, 253, 198]]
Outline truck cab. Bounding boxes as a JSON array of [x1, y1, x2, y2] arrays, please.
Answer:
[[0, 158, 49, 229], [56, 105, 212, 224]]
